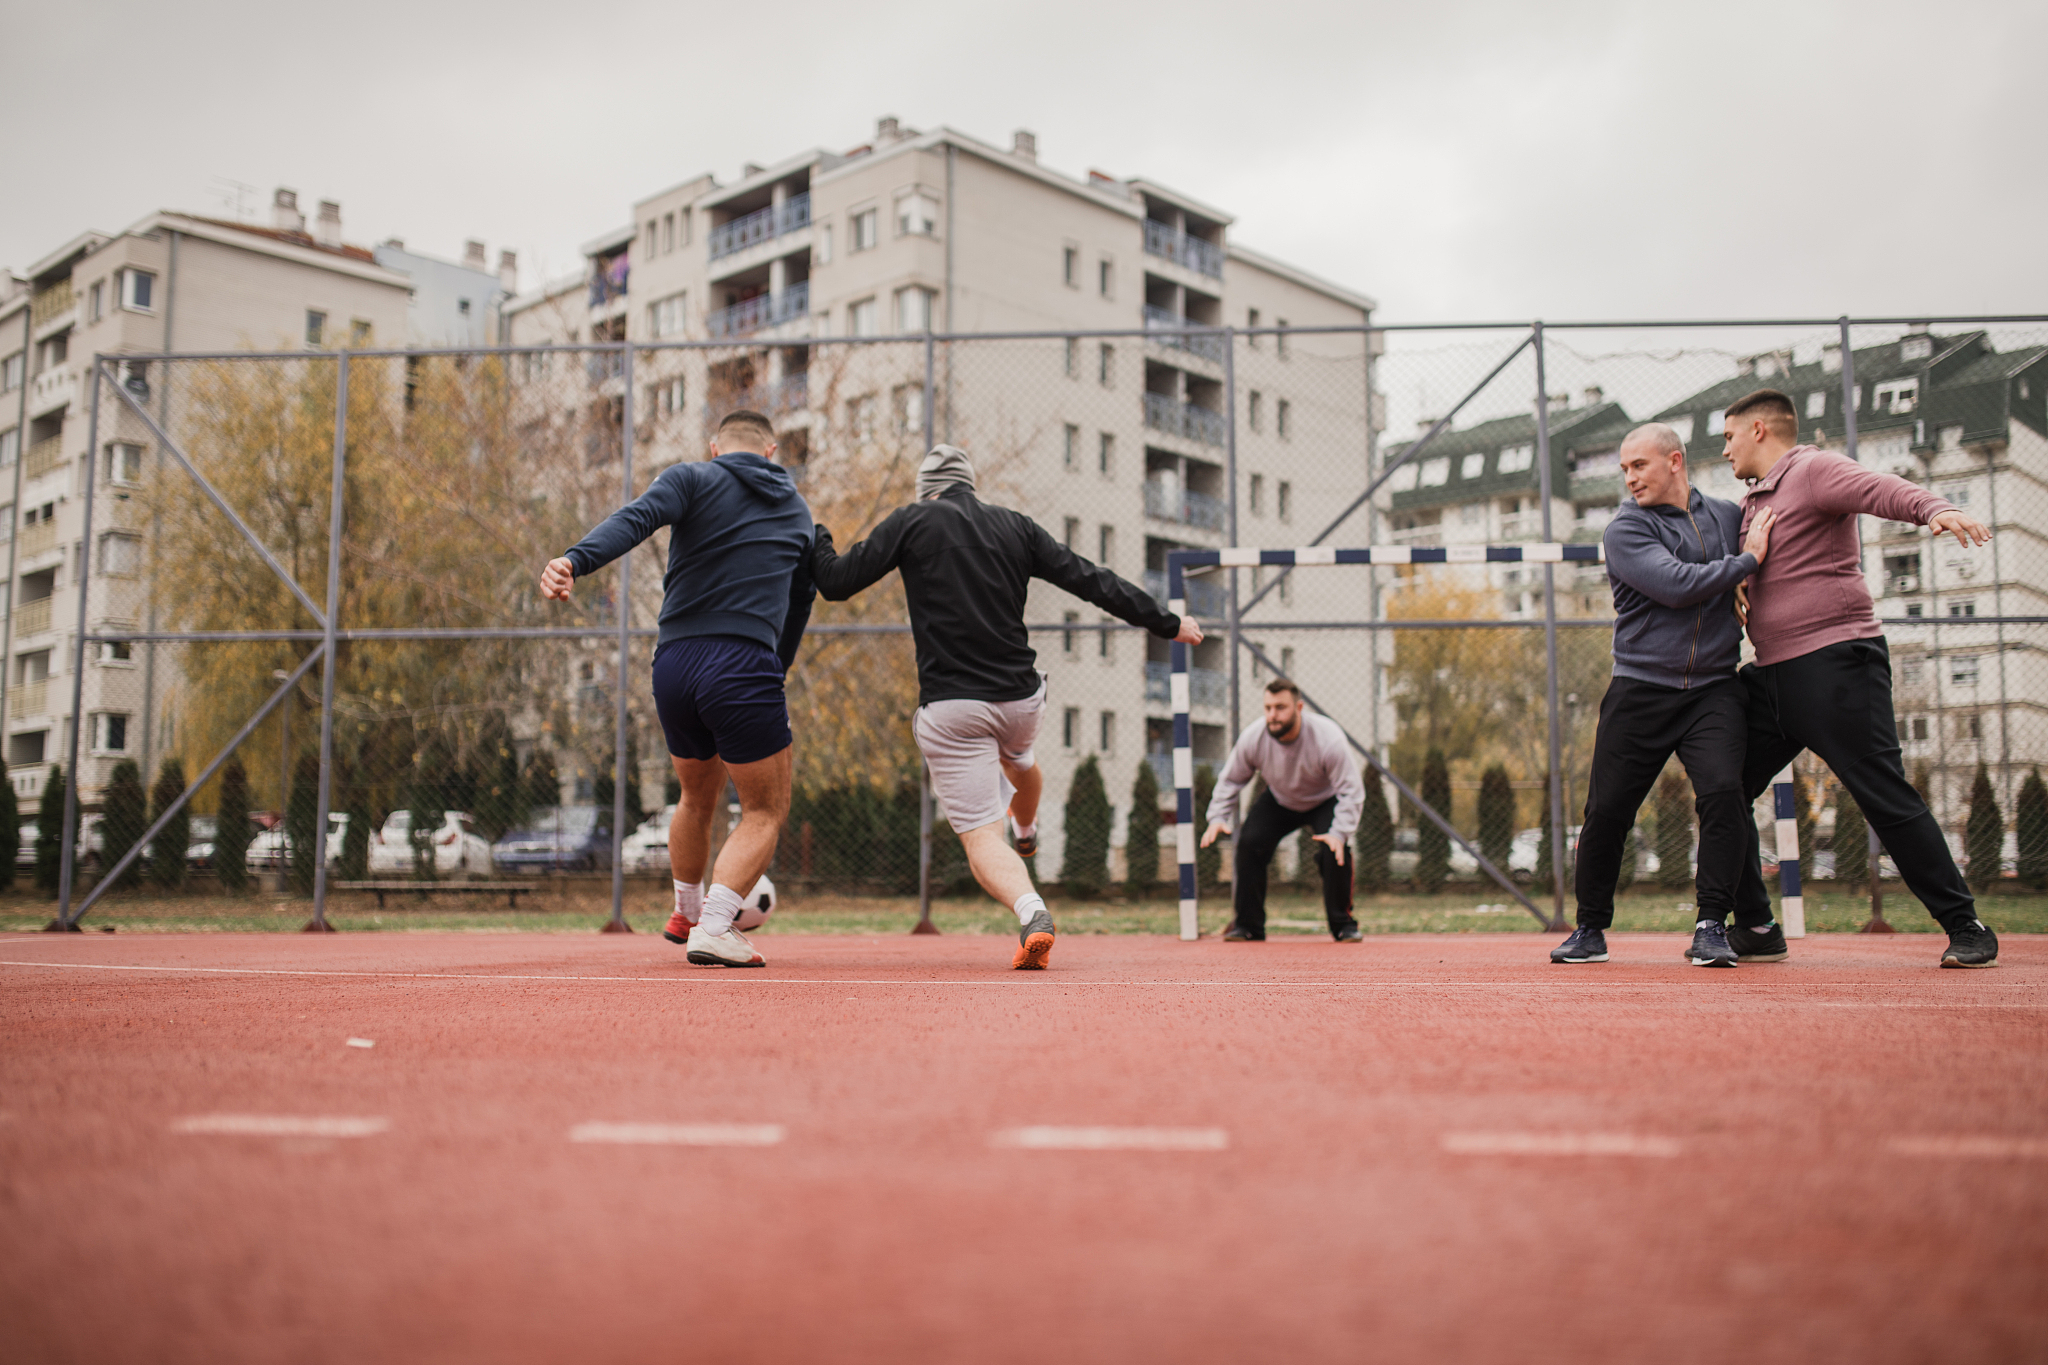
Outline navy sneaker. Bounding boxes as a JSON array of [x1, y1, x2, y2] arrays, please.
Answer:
[[1550, 926, 1609, 963], [1728, 921, 1789, 962], [1686, 921, 1738, 968], [1940, 919, 1999, 968], [1334, 926, 1363, 943]]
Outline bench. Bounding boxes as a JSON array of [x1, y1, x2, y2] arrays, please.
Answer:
[[335, 880, 534, 910]]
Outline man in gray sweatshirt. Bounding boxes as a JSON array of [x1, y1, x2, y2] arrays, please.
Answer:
[[1552, 422, 1775, 967], [1201, 678, 1366, 942]]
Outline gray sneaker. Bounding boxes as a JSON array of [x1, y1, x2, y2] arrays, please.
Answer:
[[1685, 920, 1737, 968], [1013, 908, 1055, 970]]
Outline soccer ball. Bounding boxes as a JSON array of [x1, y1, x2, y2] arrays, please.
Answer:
[[734, 875, 777, 931]]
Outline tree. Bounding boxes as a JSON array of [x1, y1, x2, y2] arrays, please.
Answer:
[[1125, 757, 1161, 896], [150, 758, 191, 892], [100, 760, 148, 892], [2016, 769, 2048, 891], [1059, 755, 1111, 897], [1617, 825, 1639, 890], [1655, 770, 1692, 891], [521, 750, 560, 818], [35, 765, 67, 897], [1193, 763, 1222, 890], [1833, 787, 1868, 886], [1354, 769, 1393, 895], [473, 728, 524, 841], [1795, 771, 1819, 873], [1415, 747, 1450, 894], [1477, 764, 1515, 875], [287, 754, 320, 894], [215, 758, 252, 893], [1965, 762, 2003, 893], [1535, 776, 1558, 887], [0, 759, 16, 892]]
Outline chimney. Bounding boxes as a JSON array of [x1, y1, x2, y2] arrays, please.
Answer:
[[1548, 392, 1570, 410], [273, 187, 305, 234], [1822, 341, 1843, 374], [314, 199, 341, 249], [463, 239, 487, 270], [381, 236, 405, 251], [876, 115, 900, 141], [1012, 130, 1038, 162], [1581, 385, 1604, 407], [1416, 417, 1439, 434], [498, 249, 518, 294]]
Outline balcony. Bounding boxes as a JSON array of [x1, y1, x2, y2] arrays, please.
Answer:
[[1142, 306, 1226, 364], [1388, 523, 1442, 547], [1144, 481, 1226, 531], [30, 281, 75, 331], [1143, 569, 1227, 619], [1143, 392, 1226, 447], [24, 436, 64, 481], [14, 597, 52, 637], [18, 521, 58, 559], [1499, 511, 1546, 540], [1888, 574, 1921, 596], [11, 766, 44, 801], [708, 193, 812, 262], [1144, 662, 1228, 708], [707, 282, 810, 339], [29, 366, 76, 416], [10, 679, 48, 718], [700, 372, 810, 434], [1142, 220, 1225, 279]]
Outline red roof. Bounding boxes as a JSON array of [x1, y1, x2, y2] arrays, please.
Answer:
[[184, 215, 380, 264]]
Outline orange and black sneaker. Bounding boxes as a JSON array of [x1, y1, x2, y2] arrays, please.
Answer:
[[663, 911, 695, 945], [1012, 908, 1055, 970], [1013, 825, 1037, 859]]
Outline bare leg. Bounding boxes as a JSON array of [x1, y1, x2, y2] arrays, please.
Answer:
[[958, 820, 1036, 907], [709, 745, 793, 894], [1001, 756, 1042, 830], [669, 755, 725, 885]]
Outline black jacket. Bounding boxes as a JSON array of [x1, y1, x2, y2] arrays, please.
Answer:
[[811, 487, 1183, 704]]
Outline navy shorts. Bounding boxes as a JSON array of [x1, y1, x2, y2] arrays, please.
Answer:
[[651, 636, 792, 765]]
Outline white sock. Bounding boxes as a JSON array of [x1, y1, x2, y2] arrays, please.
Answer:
[[1013, 892, 1046, 927], [1696, 919, 1717, 931], [699, 883, 746, 937], [673, 880, 702, 925], [1011, 816, 1037, 841]]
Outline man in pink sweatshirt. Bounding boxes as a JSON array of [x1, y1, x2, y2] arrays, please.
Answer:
[[1724, 388, 1998, 967]]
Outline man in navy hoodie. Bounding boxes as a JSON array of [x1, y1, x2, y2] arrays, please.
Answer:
[[1551, 422, 1776, 968], [541, 410, 814, 968]]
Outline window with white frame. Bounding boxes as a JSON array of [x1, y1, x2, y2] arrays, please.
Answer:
[[1805, 391, 1827, 418], [121, 270, 156, 312], [1098, 432, 1113, 475], [1064, 337, 1078, 378], [1249, 473, 1264, 515], [656, 377, 684, 415], [0, 353, 20, 392], [1948, 599, 1977, 619], [851, 209, 878, 251], [1062, 613, 1080, 657], [1098, 344, 1113, 387], [1063, 424, 1079, 471], [893, 384, 925, 435], [1387, 463, 1419, 492], [1874, 379, 1918, 414], [1459, 501, 1484, 525], [91, 712, 130, 754], [1098, 619, 1111, 659], [1951, 655, 1980, 687], [816, 223, 833, 264], [1063, 516, 1080, 550], [1098, 258, 1113, 299], [847, 394, 877, 439], [98, 638, 133, 663], [104, 442, 143, 484], [1277, 399, 1290, 439], [1063, 705, 1081, 747], [1063, 245, 1078, 287], [1248, 391, 1262, 431], [848, 298, 877, 336], [645, 220, 657, 256], [1099, 711, 1116, 751], [0, 429, 16, 466], [1276, 320, 1289, 359], [1901, 334, 1933, 362], [1097, 524, 1114, 568], [1280, 646, 1295, 677], [1497, 443, 1533, 473], [99, 532, 143, 576], [1419, 457, 1451, 487], [89, 280, 104, 323], [1938, 482, 1970, 506], [1461, 453, 1485, 480], [1707, 408, 1725, 433], [305, 310, 325, 347], [896, 192, 938, 237], [649, 292, 688, 338], [894, 286, 934, 333], [1277, 480, 1292, 522]]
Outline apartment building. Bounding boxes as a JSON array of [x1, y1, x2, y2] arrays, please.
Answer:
[[371, 238, 518, 346], [0, 189, 470, 819], [506, 118, 1379, 873]]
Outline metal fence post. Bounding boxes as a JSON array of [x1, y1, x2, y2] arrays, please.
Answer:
[[605, 343, 633, 932], [915, 332, 938, 933], [1223, 326, 1240, 739], [1839, 317, 1858, 463], [1533, 323, 1568, 931], [54, 360, 103, 930], [306, 351, 348, 933]]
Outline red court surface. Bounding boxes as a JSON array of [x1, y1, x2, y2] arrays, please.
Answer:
[[3, 930, 2044, 1364]]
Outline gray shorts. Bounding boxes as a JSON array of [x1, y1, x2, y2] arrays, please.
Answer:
[[912, 677, 1046, 833]]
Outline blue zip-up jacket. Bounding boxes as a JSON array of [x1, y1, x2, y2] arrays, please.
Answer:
[[1602, 487, 1754, 689], [562, 453, 815, 667]]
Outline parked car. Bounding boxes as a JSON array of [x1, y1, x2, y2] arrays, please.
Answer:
[[367, 811, 493, 876], [620, 805, 678, 874], [246, 813, 351, 872], [16, 821, 37, 871], [493, 805, 612, 873]]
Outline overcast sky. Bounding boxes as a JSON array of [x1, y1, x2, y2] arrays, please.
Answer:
[[5, 0, 2041, 322]]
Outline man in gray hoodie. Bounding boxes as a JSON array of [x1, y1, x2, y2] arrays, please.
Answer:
[[1551, 422, 1775, 967]]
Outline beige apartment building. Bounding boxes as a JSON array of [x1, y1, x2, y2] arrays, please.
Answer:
[[507, 118, 1380, 873]]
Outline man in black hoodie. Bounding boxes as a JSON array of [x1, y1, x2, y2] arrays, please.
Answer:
[[811, 445, 1203, 969], [541, 410, 813, 968]]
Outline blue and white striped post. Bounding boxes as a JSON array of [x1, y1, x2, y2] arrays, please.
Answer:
[[1773, 765, 1805, 938], [1168, 541, 1603, 941]]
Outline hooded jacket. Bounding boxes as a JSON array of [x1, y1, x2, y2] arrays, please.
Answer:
[[1602, 487, 1753, 689], [562, 452, 815, 666]]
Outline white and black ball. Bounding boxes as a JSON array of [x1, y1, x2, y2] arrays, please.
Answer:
[[733, 875, 777, 931]]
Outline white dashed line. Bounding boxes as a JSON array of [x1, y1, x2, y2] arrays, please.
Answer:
[[991, 1126, 1229, 1151], [345, 1038, 375, 1049], [1886, 1135, 2048, 1158], [1442, 1132, 1682, 1157], [173, 1114, 389, 1138], [569, 1122, 785, 1147]]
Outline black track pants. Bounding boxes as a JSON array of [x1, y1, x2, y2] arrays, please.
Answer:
[[1733, 637, 1975, 932], [1231, 791, 1357, 938], [1574, 675, 1750, 932]]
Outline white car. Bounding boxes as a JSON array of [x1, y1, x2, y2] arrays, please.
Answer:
[[620, 805, 677, 875], [246, 813, 351, 872], [368, 811, 493, 876]]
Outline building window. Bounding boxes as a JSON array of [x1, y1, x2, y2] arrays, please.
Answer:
[[99, 532, 143, 576], [645, 220, 658, 256], [848, 298, 877, 336], [1961, 714, 1982, 740], [1098, 619, 1112, 660], [1461, 453, 1485, 480], [305, 310, 326, 347], [1707, 408, 1725, 433], [896, 193, 938, 237], [1063, 516, 1080, 550], [1280, 646, 1295, 678], [1063, 705, 1081, 748], [0, 353, 21, 392], [1247, 308, 1260, 344], [894, 286, 934, 334], [1874, 379, 1918, 414], [1948, 600, 1977, 619], [0, 429, 17, 467], [88, 281, 104, 323], [1901, 334, 1933, 362], [1248, 390, 1263, 432], [1951, 656, 1979, 687], [851, 209, 878, 251], [656, 377, 685, 415], [847, 394, 877, 439], [1805, 391, 1827, 418], [90, 712, 131, 754], [350, 319, 372, 346], [1097, 524, 1114, 567], [1249, 474, 1264, 516], [98, 639, 133, 663], [662, 213, 675, 253], [1062, 613, 1080, 657], [121, 270, 156, 312], [1099, 711, 1116, 752], [1939, 482, 1971, 507], [650, 291, 688, 338], [1063, 246, 1078, 287], [457, 298, 472, 318], [1098, 258, 1113, 299], [1420, 457, 1451, 488], [816, 223, 833, 264], [1098, 344, 1113, 387], [1277, 399, 1290, 439], [893, 384, 925, 435], [1098, 432, 1113, 475], [1278, 480, 1292, 521], [104, 442, 143, 485], [1063, 424, 1079, 471], [1460, 500, 1484, 526], [1497, 443, 1533, 473], [1064, 337, 1079, 378], [1276, 320, 1289, 358]]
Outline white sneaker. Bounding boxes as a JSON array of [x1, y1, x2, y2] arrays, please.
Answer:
[[684, 924, 766, 968]]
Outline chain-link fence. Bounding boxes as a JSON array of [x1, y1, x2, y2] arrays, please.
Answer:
[[23, 315, 2048, 930]]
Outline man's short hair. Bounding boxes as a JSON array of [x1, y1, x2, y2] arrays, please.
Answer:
[[1621, 422, 1686, 458], [1724, 389, 1798, 439], [1264, 677, 1301, 700], [715, 410, 776, 447]]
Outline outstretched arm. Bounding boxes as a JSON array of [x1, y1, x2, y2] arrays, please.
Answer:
[[1027, 522, 1190, 638], [810, 511, 912, 602], [1603, 511, 1762, 610], [541, 468, 690, 599]]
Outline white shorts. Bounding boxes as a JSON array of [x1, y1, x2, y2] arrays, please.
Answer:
[[912, 676, 1046, 833]]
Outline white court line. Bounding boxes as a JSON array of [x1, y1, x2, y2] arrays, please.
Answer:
[[1886, 1135, 2048, 1159], [173, 1114, 389, 1138], [1443, 1132, 1682, 1157], [991, 1126, 1229, 1151], [570, 1122, 784, 1147]]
